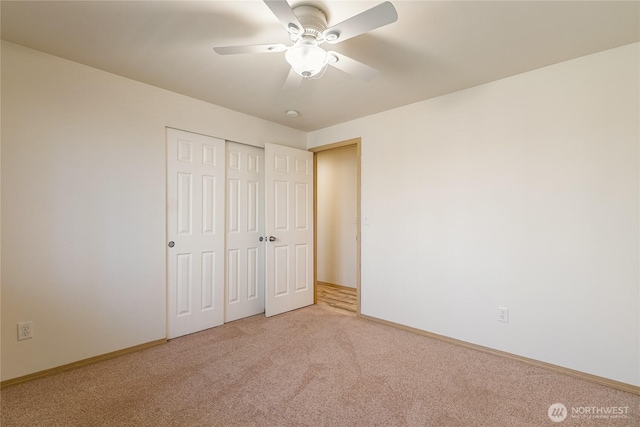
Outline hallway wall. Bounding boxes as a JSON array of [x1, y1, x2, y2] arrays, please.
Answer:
[[317, 146, 358, 288]]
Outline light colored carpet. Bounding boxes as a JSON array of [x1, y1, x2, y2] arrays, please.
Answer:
[[1, 305, 638, 426]]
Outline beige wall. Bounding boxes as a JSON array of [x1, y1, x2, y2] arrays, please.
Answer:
[[0, 41, 306, 381], [309, 43, 640, 387], [317, 146, 357, 288]]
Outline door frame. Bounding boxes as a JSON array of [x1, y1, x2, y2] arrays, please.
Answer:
[[309, 138, 362, 315]]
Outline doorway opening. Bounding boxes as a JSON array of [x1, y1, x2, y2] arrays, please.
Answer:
[[311, 138, 361, 315]]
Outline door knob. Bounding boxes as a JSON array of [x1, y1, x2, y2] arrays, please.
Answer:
[[269, 236, 276, 242], [259, 236, 265, 242], [168, 241, 175, 248]]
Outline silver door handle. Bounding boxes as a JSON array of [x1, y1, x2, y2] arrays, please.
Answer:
[[269, 236, 276, 242], [168, 241, 175, 248]]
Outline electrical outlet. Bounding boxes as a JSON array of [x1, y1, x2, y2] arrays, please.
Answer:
[[18, 321, 33, 340], [498, 307, 509, 323]]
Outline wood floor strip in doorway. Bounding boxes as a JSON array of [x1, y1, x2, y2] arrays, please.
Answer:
[[316, 282, 357, 313]]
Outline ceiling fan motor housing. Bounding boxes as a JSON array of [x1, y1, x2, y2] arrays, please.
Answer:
[[290, 5, 328, 43]]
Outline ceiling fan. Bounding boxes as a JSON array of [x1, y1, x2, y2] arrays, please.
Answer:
[[213, 0, 398, 89]]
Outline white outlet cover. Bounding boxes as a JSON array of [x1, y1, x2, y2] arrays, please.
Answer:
[[17, 321, 33, 340], [498, 307, 509, 323]]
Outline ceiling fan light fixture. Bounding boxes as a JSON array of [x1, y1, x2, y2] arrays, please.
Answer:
[[285, 40, 328, 78]]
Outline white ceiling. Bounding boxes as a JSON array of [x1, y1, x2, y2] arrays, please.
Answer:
[[2, 1, 638, 132]]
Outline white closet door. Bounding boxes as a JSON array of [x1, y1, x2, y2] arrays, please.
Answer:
[[166, 128, 225, 339], [264, 143, 314, 317], [225, 142, 265, 322]]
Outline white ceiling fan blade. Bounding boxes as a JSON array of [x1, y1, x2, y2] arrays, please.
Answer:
[[264, 0, 304, 35], [213, 44, 287, 55], [323, 2, 398, 44], [327, 52, 379, 82], [282, 67, 303, 91]]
